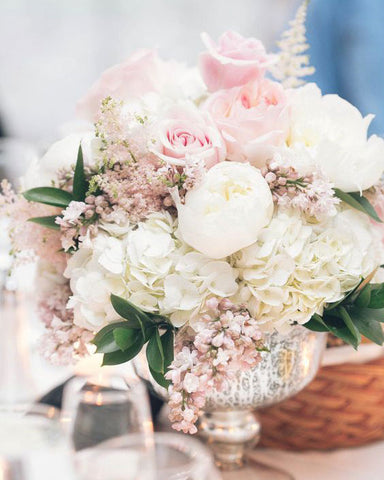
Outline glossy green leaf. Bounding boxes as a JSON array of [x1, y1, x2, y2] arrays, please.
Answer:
[[324, 315, 360, 349], [92, 321, 133, 353], [23, 187, 73, 208], [110, 294, 152, 338], [161, 329, 174, 371], [349, 307, 384, 345], [334, 189, 382, 223], [28, 216, 60, 230], [73, 145, 88, 201], [149, 365, 170, 389], [113, 328, 141, 351], [355, 285, 372, 308], [146, 329, 165, 374], [352, 307, 384, 323], [368, 284, 384, 309], [303, 314, 329, 332], [337, 306, 361, 345], [102, 339, 144, 366]]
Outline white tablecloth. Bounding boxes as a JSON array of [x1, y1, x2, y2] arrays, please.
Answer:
[[23, 318, 384, 480]]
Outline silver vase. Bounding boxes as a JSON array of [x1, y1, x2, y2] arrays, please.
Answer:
[[134, 326, 326, 470]]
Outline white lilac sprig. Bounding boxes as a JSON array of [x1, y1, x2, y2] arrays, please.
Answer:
[[166, 298, 266, 434]]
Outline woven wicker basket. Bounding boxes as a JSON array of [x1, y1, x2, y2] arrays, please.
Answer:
[[258, 345, 384, 450]]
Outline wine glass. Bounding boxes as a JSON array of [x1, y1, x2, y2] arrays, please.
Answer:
[[0, 404, 71, 480], [61, 371, 154, 479], [75, 432, 218, 480]]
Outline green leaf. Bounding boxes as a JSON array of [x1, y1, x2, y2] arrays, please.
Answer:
[[28, 215, 60, 231], [334, 189, 382, 223], [324, 316, 360, 349], [147, 312, 171, 323], [92, 321, 133, 353], [73, 145, 88, 201], [337, 306, 361, 345], [110, 294, 152, 339], [355, 285, 372, 308], [351, 307, 384, 323], [326, 280, 363, 311], [149, 365, 170, 389], [368, 284, 384, 309], [113, 328, 141, 351], [102, 339, 144, 366], [303, 314, 329, 332], [146, 329, 165, 374], [146, 329, 174, 387], [161, 329, 174, 371], [349, 307, 384, 345], [23, 187, 73, 208]]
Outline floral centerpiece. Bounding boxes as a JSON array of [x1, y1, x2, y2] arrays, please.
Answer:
[[2, 3, 384, 436]]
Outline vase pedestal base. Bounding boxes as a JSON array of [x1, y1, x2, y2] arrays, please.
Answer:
[[198, 410, 260, 470], [221, 456, 294, 480]]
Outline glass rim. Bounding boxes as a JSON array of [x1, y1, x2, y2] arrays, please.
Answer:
[[84, 431, 213, 476]]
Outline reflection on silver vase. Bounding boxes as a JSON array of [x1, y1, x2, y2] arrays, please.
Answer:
[[134, 326, 326, 470]]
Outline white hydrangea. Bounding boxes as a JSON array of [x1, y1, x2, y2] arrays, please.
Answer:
[[231, 207, 384, 333], [65, 211, 238, 331], [65, 234, 126, 330]]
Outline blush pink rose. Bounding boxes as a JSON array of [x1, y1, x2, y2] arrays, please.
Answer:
[[151, 104, 226, 169], [199, 31, 275, 92], [204, 79, 289, 167], [76, 50, 162, 122]]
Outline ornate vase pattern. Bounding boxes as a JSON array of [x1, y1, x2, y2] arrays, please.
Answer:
[[134, 326, 327, 469]]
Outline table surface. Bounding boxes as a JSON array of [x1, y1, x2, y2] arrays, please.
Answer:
[[22, 316, 384, 480]]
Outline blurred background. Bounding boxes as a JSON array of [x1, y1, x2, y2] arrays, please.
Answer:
[[1, 3, 384, 478], [1, 0, 383, 146]]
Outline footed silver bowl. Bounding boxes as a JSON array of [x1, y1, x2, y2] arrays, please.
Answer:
[[134, 326, 326, 470]]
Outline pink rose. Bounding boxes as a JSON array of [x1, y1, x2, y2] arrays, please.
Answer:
[[151, 104, 226, 169], [76, 49, 160, 121], [204, 79, 289, 167], [199, 31, 275, 92]]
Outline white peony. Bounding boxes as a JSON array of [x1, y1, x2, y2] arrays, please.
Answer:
[[288, 83, 384, 192], [175, 162, 274, 259], [23, 132, 101, 189], [232, 207, 384, 332]]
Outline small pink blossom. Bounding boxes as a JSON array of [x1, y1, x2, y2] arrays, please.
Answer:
[[199, 31, 275, 92], [204, 79, 289, 167], [261, 155, 340, 220], [61, 201, 87, 223], [0, 180, 66, 271], [166, 297, 265, 434], [183, 373, 200, 393], [38, 280, 93, 365]]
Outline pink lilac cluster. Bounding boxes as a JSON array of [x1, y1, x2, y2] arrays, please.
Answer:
[[166, 297, 265, 434], [0, 180, 66, 271], [38, 282, 93, 365], [261, 157, 339, 219], [157, 156, 206, 201]]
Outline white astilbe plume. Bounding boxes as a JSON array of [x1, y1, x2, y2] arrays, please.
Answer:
[[271, 0, 315, 88]]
